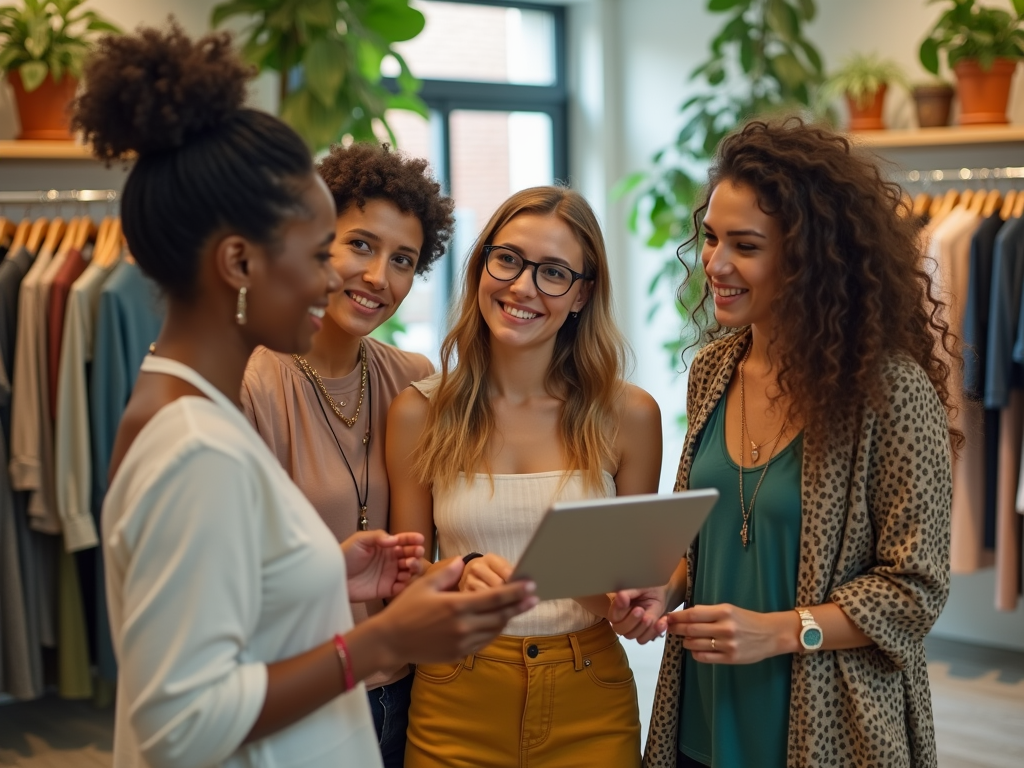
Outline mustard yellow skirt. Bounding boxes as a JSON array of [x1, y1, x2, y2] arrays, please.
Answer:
[[405, 620, 640, 768]]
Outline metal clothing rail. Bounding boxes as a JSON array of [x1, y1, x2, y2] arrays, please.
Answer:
[[900, 166, 1024, 183], [0, 188, 118, 204]]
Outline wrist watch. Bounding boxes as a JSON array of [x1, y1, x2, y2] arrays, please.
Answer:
[[795, 608, 823, 652]]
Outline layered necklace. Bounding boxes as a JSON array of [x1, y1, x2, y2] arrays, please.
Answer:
[[293, 340, 373, 531], [737, 343, 788, 548]]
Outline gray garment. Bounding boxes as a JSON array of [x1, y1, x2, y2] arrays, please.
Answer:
[[986, 216, 1024, 409], [0, 246, 44, 699]]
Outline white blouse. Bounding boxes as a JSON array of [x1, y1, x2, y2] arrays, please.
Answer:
[[102, 355, 380, 768]]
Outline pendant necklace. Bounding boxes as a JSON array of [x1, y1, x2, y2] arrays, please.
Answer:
[[294, 341, 372, 531], [737, 342, 788, 548]]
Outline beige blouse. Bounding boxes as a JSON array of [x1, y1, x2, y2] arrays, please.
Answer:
[[241, 337, 433, 688]]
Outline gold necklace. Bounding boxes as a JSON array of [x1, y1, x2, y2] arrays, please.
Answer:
[[292, 341, 368, 430], [738, 343, 788, 548]]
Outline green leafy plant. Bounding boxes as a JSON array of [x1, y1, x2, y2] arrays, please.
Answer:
[[212, 0, 427, 151], [919, 0, 1024, 74], [0, 0, 120, 92], [818, 52, 908, 110], [615, 0, 824, 371]]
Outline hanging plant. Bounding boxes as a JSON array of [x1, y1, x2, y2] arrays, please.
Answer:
[[211, 0, 428, 151], [615, 0, 825, 373]]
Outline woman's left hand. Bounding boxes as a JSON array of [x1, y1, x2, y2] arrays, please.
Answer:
[[666, 603, 795, 665], [341, 530, 426, 603]]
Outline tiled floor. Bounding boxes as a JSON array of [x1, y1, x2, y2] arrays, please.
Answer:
[[1, 637, 1022, 766]]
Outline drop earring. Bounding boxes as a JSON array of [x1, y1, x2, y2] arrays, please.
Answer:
[[236, 286, 248, 325]]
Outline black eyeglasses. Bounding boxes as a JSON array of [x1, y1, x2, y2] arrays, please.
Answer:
[[482, 246, 593, 297]]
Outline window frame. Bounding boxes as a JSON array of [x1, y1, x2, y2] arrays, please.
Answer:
[[383, 0, 569, 294]]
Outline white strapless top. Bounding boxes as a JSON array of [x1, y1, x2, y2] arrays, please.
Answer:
[[434, 470, 617, 636]]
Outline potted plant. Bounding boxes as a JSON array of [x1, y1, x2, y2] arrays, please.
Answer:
[[212, 0, 427, 152], [919, 0, 1024, 125], [0, 0, 120, 140], [818, 52, 909, 131], [911, 78, 956, 127]]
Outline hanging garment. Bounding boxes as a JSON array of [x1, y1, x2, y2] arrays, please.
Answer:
[[963, 212, 1005, 401], [89, 258, 164, 685], [929, 207, 988, 575], [54, 254, 122, 553]]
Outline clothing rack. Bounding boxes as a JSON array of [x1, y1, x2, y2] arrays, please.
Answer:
[[900, 166, 1024, 184], [0, 188, 119, 204]]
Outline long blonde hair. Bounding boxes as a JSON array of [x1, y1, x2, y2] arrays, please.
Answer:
[[414, 186, 629, 492]]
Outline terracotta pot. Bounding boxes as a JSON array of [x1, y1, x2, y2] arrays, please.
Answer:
[[912, 83, 955, 128], [7, 69, 78, 140], [953, 58, 1017, 126], [846, 84, 887, 131]]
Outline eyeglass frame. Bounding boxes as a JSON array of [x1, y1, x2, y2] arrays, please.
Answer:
[[481, 245, 594, 297]]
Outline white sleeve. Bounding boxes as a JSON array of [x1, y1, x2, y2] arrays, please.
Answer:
[[114, 448, 268, 768]]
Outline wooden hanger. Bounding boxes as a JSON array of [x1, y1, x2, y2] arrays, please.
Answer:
[[1000, 190, 1018, 220], [41, 217, 67, 257], [1013, 190, 1024, 219], [0, 217, 15, 248], [25, 217, 48, 255], [93, 216, 112, 262], [8, 219, 31, 254], [56, 217, 80, 259], [981, 189, 1003, 218], [98, 218, 123, 267], [912, 192, 932, 218], [968, 188, 988, 216], [72, 216, 96, 252], [928, 194, 944, 220], [936, 189, 961, 219]]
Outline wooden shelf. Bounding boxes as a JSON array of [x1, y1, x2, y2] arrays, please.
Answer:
[[851, 125, 1024, 149], [0, 140, 96, 160]]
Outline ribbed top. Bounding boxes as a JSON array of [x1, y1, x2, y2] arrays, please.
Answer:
[[435, 470, 617, 636]]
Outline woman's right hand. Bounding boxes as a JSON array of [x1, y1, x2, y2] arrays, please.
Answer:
[[459, 552, 513, 592], [372, 557, 536, 666]]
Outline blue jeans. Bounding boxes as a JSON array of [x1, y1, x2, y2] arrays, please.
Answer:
[[368, 673, 413, 768]]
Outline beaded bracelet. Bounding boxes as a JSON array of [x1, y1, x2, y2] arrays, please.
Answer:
[[332, 633, 355, 692]]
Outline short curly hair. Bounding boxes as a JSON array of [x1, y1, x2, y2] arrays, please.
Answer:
[[317, 143, 455, 275]]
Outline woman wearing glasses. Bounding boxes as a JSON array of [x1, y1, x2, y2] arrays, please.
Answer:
[[387, 186, 663, 767]]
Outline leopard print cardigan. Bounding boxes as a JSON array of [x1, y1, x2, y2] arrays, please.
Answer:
[[643, 329, 953, 768]]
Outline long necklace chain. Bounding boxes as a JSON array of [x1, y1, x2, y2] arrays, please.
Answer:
[[294, 344, 373, 531], [292, 341, 367, 428], [738, 343, 788, 548]]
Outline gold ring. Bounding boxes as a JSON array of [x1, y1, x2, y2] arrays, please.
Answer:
[[711, 638, 716, 650]]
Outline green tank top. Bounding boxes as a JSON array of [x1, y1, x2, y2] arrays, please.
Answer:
[[678, 395, 803, 768]]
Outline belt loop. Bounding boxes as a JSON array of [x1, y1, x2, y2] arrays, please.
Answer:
[[463, 653, 475, 670], [568, 633, 584, 671]]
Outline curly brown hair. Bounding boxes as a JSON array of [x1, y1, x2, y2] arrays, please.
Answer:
[[317, 143, 454, 274], [680, 118, 962, 448]]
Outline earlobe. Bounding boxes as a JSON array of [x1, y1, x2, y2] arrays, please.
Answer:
[[572, 282, 593, 313]]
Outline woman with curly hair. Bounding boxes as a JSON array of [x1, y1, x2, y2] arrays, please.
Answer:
[[241, 142, 455, 767], [387, 186, 663, 767], [640, 119, 956, 768], [75, 24, 536, 768]]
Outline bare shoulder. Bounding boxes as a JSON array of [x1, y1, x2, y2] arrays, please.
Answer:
[[388, 384, 430, 429], [619, 382, 661, 429]]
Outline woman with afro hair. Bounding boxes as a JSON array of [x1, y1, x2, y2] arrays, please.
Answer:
[[241, 142, 455, 767], [641, 118, 956, 768]]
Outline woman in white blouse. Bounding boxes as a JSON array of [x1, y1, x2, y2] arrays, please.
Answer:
[[72, 24, 536, 768]]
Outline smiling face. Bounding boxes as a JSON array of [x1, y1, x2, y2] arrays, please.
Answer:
[[477, 212, 591, 352], [323, 197, 424, 339], [700, 179, 783, 332], [245, 174, 341, 355]]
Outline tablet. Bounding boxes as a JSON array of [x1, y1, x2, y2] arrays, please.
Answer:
[[508, 488, 719, 600]]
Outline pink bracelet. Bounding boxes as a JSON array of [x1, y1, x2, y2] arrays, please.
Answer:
[[332, 633, 355, 692]]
